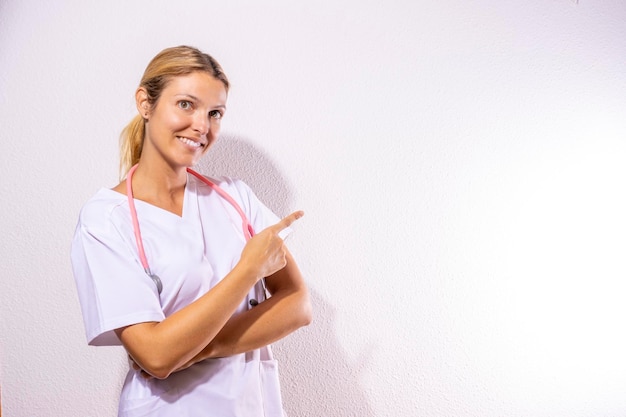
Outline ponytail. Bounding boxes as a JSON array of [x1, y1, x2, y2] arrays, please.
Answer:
[[119, 114, 145, 180]]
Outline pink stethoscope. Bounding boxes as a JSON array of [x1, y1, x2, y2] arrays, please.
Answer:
[[126, 164, 267, 304]]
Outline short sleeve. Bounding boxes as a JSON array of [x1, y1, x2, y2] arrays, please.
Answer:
[[71, 214, 165, 346]]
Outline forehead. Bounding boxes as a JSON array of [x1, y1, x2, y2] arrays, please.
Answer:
[[162, 72, 228, 104]]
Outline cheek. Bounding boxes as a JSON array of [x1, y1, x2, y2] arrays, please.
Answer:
[[203, 126, 221, 152], [167, 113, 191, 131], [152, 107, 188, 131], [209, 122, 221, 138]]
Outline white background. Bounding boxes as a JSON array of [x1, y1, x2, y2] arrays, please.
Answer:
[[1, 1, 625, 416]]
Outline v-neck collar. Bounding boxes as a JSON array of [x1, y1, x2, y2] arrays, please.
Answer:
[[105, 172, 196, 220], [134, 183, 189, 219]]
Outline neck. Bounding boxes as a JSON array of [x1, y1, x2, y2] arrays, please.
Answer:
[[129, 160, 188, 215], [133, 161, 187, 192]]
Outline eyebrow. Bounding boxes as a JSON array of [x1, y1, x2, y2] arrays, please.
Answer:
[[175, 94, 226, 109]]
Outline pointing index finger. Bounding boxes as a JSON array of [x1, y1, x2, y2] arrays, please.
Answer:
[[274, 210, 304, 232]]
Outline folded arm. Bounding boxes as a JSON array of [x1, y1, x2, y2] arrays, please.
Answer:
[[115, 211, 305, 379], [192, 249, 311, 361]]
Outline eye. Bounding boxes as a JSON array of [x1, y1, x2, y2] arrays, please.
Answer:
[[209, 110, 223, 120], [178, 100, 193, 110]]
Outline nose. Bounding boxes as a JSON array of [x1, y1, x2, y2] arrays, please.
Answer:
[[192, 113, 209, 136]]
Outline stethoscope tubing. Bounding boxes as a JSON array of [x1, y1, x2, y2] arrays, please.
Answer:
[[126, 164, 152, 274]]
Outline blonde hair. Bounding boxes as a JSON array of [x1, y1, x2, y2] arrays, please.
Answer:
[[119, 46, 229, 178]]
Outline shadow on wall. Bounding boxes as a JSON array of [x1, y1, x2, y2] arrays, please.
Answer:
[[197, 135, 375, 416], [277, 289, 376, 417], [197, 133, 294, 216]]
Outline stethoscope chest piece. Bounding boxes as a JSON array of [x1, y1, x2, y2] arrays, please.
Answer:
[[149, 272, 163, 294]]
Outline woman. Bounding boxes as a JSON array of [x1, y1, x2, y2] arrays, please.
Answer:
[[71, 45, 312, 416]]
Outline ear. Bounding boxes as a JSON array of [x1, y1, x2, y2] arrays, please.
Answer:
[[135, 87, 151, 120]]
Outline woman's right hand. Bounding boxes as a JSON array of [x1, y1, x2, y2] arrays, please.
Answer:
[[238, 211, 304, 281]]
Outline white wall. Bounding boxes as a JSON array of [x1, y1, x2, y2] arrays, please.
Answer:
[[1, 1, 625, 416]]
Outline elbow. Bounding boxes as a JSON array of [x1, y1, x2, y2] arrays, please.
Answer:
[[300, 311, 313, 328], [149, 366, 173, 380], [298, 294, 313, 328], [134, 355, 177, 380], [117, 325, 184, 380]]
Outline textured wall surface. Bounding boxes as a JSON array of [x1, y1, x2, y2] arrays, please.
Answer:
[[1, 1, 625, 416]]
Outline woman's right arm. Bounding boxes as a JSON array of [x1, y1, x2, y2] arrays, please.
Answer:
[[114, 211, 303, 379]]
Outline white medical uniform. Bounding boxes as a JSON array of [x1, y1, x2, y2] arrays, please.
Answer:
[[71, 173, 286, 417]]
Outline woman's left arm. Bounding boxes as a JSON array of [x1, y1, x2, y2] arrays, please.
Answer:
[[187, 249, 312, 361]]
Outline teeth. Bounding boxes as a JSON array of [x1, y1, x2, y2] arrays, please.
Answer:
[[177, 136, 202, 148]]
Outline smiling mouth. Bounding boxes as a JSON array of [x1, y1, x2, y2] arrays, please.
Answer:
[[177, 136, 204, 149]]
